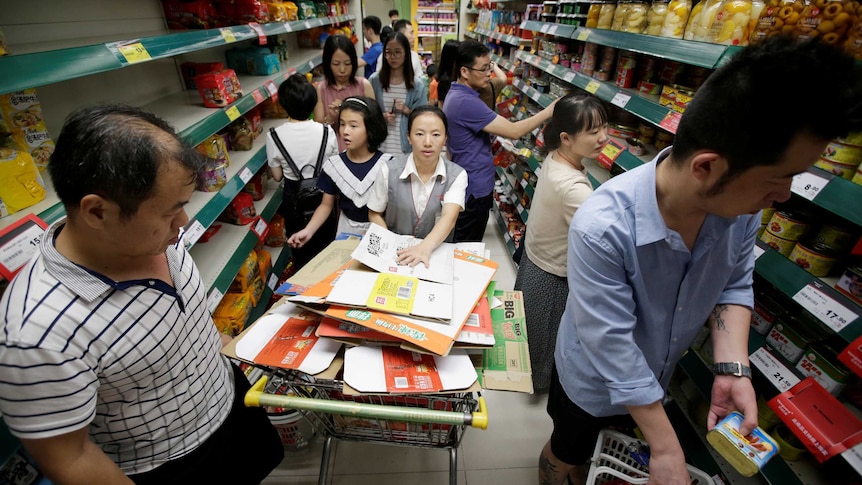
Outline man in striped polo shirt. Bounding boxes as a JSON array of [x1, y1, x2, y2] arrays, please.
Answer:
[[0, 105, 282, 484]]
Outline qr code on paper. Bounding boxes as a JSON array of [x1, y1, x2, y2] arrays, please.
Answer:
[[366, 233, 382, 256]]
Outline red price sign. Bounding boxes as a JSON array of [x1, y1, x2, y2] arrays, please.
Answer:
[[252, 90, 265, 104], [659, 110, 682, 133], [0, 214, 48, 280], [265, 80, 279, 103], [249, 22, 267, 44]]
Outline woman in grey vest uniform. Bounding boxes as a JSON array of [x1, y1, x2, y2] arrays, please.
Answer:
[[367, 106, 467, 268]]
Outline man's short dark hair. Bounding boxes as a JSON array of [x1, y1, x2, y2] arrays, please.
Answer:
[[394, 19, 411, 33], [455, 40, 490, 78], [673, 36, 862, 192], [49, 105, 205, 219], [363, 16, 382, 35], [279, 73, 317, 120], [389, 9, 399, 17]]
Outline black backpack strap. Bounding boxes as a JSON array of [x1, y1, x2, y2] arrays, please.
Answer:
[[313, 124, 329, 177], [269, 127, 305, 180]]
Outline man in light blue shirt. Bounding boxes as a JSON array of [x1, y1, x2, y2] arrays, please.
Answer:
[[539, 37, 862, 485]]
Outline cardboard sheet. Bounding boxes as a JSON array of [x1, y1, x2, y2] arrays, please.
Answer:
[[343, 345, 477, 393], [276, 239, 360, 295], [327, 269, 453, 321], [352, 223, 455, 284]]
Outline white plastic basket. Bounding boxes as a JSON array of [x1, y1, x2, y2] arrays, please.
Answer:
[[586, 430, 714, 485]]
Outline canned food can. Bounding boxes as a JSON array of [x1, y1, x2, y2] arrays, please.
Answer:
[[815, 156, 859, 180], [841, 131, 862, 146], [751, 296, 782, 335], [594, 69, 610, 81], [836, 264, 862, 305], [760, 207, 775, 226], [795, 344, 851, 396], [657, 59, 684, 84], [789, 241, 838, 277], [617, 50, 637, 69], [637, 80, 662, 95], [608, 123, 638, 139], [637, 56, 658, 82], [766, 321, 810, 363], [853, 165, 862, 186], [766, 211, 810, 241], [706, 412, 778, 477], [615, 67, 636, 88], [814, 224, 856, 252], [823, 140, 862, 165], [759, 230, 797, 256], [626, 138, 645, 156]]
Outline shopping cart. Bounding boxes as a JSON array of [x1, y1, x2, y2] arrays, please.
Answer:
[[587, 430, 714, 485], [245, 368, 489, 485]]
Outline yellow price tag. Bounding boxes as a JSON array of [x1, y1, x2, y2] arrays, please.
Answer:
[[225, 106, 241, 121], [585, 80, 601, 94], [221, 29, 237, 43], [117, 43, 151, 64], [577, 30, 591, 41], [519, 45, 525, 50], [601, 143, 622, 160]]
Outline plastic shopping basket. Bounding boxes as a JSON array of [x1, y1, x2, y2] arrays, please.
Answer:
[[244, 368, 489, 485], [586, 430, 714, 485]]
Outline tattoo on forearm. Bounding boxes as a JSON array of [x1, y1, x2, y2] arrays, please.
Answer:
[[710, 304, 728, 331]]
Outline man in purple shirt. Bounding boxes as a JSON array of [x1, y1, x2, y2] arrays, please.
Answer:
[[443, 41, 557, 242]]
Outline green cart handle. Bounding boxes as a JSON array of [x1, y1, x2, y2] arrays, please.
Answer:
[[245, 376, 489, 430]]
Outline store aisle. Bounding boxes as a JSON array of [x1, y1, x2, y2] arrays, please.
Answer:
[[262, 217, 551, 484]]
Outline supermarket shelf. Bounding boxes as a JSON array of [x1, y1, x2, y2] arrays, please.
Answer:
[[418, 20, 458, 25], [473, 27, 524, 46], [515, 50, 676, 133], [0, 51, 321, 233], [490, 53, 516, 72], [491, 204, 518, 257], [804, 166, 862, 228], [507, 162, 536, 199], [496, 166, 530, 223], [420, 32, 458, 36], [464, 30, 479, 39], [0, 15, 352, 95], [677, 349, 828, 485], [190, 180, 282, 298], [520, 20, 577, 38], [754, 239, 862, 343], [511, 78, 555, 108], [465, 8, 481, 14], [572, 28, 739, 68], [247, 243, 291, 324], [417, 5, 456, 12]]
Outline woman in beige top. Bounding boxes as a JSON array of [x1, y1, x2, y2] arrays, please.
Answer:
[[513, 93, 608, 392]]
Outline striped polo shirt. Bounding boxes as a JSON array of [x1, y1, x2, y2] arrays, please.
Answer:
[[0, 220, 233, 475]]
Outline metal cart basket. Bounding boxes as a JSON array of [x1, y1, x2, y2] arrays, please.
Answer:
[[245, 368, 489, 485]]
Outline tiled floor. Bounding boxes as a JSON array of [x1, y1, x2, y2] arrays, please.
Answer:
[[262, 219, 551, 485]]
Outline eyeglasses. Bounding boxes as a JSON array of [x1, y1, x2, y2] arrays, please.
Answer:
[[465, 62, 495, 73], [384, 50, 405, 58]]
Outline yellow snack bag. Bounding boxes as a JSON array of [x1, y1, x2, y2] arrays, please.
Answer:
[[0, 148, 46, 217], [0, 90, 53, 172], [213, 292, 253, 335], [229, 251, 259, 293], [283, 1, 299, 21]]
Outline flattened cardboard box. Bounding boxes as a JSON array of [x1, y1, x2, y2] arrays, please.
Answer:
[[472, 290, 533, 393]]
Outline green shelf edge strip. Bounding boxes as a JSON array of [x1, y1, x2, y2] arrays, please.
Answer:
[[520, 20, 577, 38], [516, 50, 675, 132], [677, 351, 805, 485], [210, 187, 282, 296], [754, 240, 862, 343], [614, 150, 645, 172], [587, 171, 601, 190], [0, 16, 351, 96], [247, 244, 292, 325], [808, 167, 862, 228]]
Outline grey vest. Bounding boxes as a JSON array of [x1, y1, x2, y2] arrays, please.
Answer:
[[383, 155, 464, 242]]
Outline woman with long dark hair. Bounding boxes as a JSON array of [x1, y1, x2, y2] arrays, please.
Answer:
[[513, 93, 608, 392], [314, 35, 375, 150], [369, 32, 427, 154]]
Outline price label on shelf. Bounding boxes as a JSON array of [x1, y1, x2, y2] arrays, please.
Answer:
[[753, 244, 765, 260], [252, 217, 269, 239], [844, 445, 862, 476], [239, 167, 254, 184], [791, 171, 830, 201], [220, 28, 237, 43], [265, 80, 279, 103], [530, 91, 541, 103], [304, 20, 313, 29], [248, 22, 267, 44], [659, 110, 682, 133], [563, 71, 576, 83], [610, 92, 631, 109], [540, 24, 550, 33], [0, 214, 48, 280], [503, 230, 511, 242], [206, 288, 224, 314], [268, 273, 279, 291], [251, 90, 265, 104], [585, 80, 601, 94], [225, 106, 241, 121], [792, 283, 858, 332], [105, 42, 152, 64], [283, 22, 294, 32], [577, 29, 591, 41], [750, 347, 800, 392], [548, 25, 559, 36], [184, 220, 206, 248]]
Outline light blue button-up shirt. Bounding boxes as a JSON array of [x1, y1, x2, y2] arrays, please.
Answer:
[[555, 148, 758, 417]]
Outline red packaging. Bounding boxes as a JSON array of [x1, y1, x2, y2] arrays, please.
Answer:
[[234, 0, 270, 23], [181, 62, 224, 90], [195, 69, 243, 108], [219, 192, 257, 225], [243, 170, 265, 200], [245, 107, 262, 138], [162, 0, 218, 29]]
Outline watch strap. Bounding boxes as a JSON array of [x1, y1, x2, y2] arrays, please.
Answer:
[[712, 361, 752, 379]]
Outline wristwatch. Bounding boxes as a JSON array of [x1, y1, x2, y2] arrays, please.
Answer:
[[712, 362, 752, 379]]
